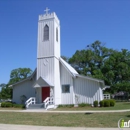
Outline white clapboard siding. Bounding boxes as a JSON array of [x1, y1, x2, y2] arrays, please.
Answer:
[[38, 20, 54, 57], [13, 79, 36, 104], [37, 58, 54, 84], [60, 63, 73, 104], [74, 77, 103, 104]]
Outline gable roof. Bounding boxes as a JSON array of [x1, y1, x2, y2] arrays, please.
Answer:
[[9, 69, 36, 87], [59, 57, 78, 77], [33, 76, 54, 88], [59, 57, 105, 87]]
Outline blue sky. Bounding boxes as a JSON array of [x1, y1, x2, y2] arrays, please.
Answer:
[[0, 0, 130, 84]]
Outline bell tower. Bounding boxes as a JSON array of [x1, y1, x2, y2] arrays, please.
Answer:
[[37, 8, 61, 105]]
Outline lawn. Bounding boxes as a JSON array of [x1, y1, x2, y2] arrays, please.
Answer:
[[0, 111, 130, 127], [0, 107, 23, 110], [0, 102, 129, 127], [55, 102, 130, 111]]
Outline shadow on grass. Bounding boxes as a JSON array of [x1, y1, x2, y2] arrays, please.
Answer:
[[85, 112, 93, 115], [126, 115, 130, 117]]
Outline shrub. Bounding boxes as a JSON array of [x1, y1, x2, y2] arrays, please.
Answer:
[[58, 105, 63, 108], [78, 103, 86, 107], [86, 103, 91, 107], [1, 102, 6, 107], [93, 100, 98, 107], [13, 104, 25, 108], [1, 102, 13, 107], [104, 100, 110, 107], [67, 104, 74, 108], [6, 102, 13, 107], [99, 100, 104, 107], [1, 102, 25, 108], [109, 99, 115, 107], [58, 104, 74, 108]]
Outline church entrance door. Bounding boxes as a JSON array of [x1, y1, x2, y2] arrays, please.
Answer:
[[42, 87, 50, 102]]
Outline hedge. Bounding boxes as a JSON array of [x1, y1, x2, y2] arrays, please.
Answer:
[[95, 99, 116, 107], [1, 102, 25, 108], [1, 102, 13, 107]]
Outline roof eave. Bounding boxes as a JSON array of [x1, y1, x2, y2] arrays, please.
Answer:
[[9, 68, 37, 87], [59, 58, 77, 77]]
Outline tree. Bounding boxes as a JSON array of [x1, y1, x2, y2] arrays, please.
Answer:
[[102, 49, 130, 93], [69, 40, 130, 93], [0, 83, 7, 99], [69, 41, 111, 76], [8, 68, 33, 85], [0, 68, 33, 99], [0, 83, 6, 89], [0, 86, 12, 99], [61, 56, 69, 62]]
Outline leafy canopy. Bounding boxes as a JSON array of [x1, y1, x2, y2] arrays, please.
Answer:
[[0, 68, 33, 99], [69, 41, 130, 93]]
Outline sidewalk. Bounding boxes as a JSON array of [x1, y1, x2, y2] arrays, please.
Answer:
[[0, 109, 130, 113], [0, 124, 129, 130]]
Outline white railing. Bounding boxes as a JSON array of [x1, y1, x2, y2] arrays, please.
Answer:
[[43, 97, 54, 109], [25, 97, 36, 108], [103, 94, 110, 99]]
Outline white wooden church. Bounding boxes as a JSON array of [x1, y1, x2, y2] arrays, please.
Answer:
[[11, 8, 107, 109]]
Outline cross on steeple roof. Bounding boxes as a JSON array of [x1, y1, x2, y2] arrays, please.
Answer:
[[44, 7, 50, 14]]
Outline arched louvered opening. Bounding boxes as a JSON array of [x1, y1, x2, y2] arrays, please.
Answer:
[[44, 24, 49, 41]]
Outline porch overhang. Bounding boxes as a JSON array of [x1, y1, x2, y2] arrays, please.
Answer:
[[33, 76, 54, 88]]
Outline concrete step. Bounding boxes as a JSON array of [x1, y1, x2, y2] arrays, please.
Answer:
[[27, 103, 45, 109]]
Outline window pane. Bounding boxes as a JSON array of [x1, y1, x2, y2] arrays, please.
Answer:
[[62, 85, 70, 93]]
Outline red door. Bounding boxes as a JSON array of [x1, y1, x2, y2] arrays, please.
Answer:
[[42, 87, 50, 102]]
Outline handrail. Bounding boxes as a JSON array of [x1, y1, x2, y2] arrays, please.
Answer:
[[25, 97, 36, 108], [103, 94, 110, 99], [43, 97, 54, 108]]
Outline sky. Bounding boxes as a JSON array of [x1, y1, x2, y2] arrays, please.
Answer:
[[0, 0, 130, 85]]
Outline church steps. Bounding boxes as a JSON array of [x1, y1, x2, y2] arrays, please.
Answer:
[[27, 103, 45, 109]]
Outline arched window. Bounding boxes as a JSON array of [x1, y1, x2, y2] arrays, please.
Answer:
[[56, 28, 58, 42], [44, 25, 49, 41]]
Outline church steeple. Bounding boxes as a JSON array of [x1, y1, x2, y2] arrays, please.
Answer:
[[37, 8, 61, 86], [36, 8, 61, 104]]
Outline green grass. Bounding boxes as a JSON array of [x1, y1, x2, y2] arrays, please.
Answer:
[[55, 102, 130, 111], [0, 107, 23, 110], [0, 111, 129, 127]]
